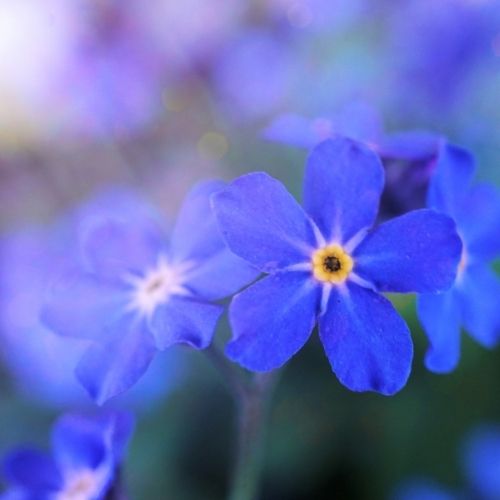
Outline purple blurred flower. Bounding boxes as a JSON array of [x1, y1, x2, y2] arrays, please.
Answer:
[[58, 1, 166, 136], [417, 143, 500, 373], [389, 0, 500, 117], [41, 182, 258, 404], [263, 102, 383, 148], [1, 411, 133, 500], [265, 0, 365, 33], [0, 191, 185, 409], [211, 30, 296, 121], [212, 137, 461, 395]]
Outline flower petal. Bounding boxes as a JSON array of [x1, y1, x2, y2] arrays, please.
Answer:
[[262, 113, 321, 149], [168, 181, 259, 299], [226, 272, 320, 371], [427, 142, 475, 216], [458, 265, 500, 348], [150, 298, 223, 350], [319, 283, 413, 395], [353, 209, 462, 293], [3, 449, 62, 491], [82, 218, 166, 280], [76, 318, 156, 405], [456, 183, 500, 262], [212, 172, 316, 272], [376, 130, 440, 161], [184, 249, 259, 301], [51, 414, 107, 472], [41, 269, 127, 340], [106, 412, 135, 462], [303, 137, 384, 243], [417, 291, 462, 373], [169, 180, 227, 262]]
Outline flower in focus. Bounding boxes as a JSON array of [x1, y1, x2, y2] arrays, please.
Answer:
[[0, 191, 185, 409], [41, 182, 258, 404], [417, 143, 500, 373], [1, 411, 134, 500], [212, 137, 462, 395]]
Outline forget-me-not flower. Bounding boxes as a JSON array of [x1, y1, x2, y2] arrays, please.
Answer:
[[41, 182, 258, 404], [212, 137, 462, 395], [1, 411, 134, 500], [417, 143, 500, 373], [0, 206, 184, 409]]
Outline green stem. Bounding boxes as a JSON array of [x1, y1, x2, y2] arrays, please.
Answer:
[[205, 345, 251, 397], [229, 372, 279, 500], [205, 346, 280, 500]]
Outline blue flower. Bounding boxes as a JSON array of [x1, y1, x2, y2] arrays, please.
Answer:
[[212, 137, 462, 395], [0, 190, 185, 409], [41, 182, 258, 404], [1, 411, 134, 500], [417, 143, 500, 373]]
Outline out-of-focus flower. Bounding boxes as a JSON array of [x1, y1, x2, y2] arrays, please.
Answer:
[[211, 30, 296, 121], [0, 190, 184, 409], [41, 182, 258, 404], [1, 411, 134, 499], [389, 0, 500, 120], [58, 0, 166, 137], [264, 0, 365, 33], [393, 424, 500, 500], [263, 103, 441, 217], [212, 137, 461, 395], [463, 425, 500, 500], [132, 0, 245, 71], [417, 143, 500, 373], [0, 0, 246, 144]]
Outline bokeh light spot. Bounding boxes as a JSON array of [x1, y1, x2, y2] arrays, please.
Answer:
[[197, 132, 229, 160]]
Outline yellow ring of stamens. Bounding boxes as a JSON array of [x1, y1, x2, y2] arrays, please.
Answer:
[[312, 244, 353, 284]]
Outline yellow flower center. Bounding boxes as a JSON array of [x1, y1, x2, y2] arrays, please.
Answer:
[[312, 244, 353, 284]]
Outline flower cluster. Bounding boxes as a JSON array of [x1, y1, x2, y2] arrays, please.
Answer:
[[34, 135, 500, 402], [1, 130, 499, 497], [1, 412, 134, 499]]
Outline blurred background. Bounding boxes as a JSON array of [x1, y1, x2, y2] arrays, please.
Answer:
[[0, 0, 499, 498]]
